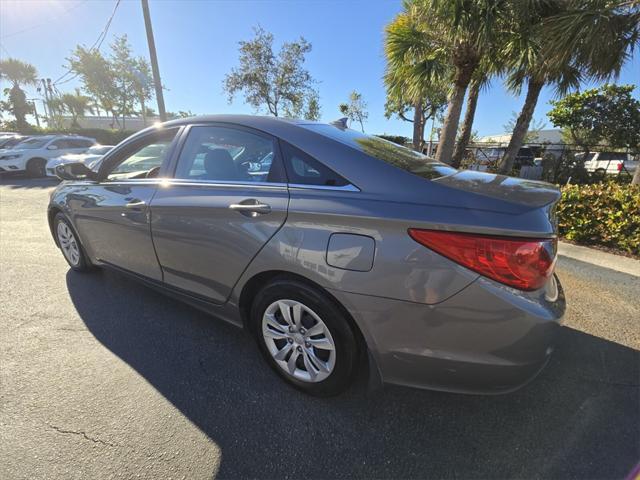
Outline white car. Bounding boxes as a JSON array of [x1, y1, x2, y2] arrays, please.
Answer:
[[46, 145, 114, 178], [0, 135, 95, 177], [580, 151, 638, 176]]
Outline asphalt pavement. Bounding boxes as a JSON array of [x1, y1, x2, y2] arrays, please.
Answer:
[[1, 176, 638, 479]]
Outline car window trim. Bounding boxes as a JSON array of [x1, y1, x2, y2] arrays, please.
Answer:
[[277, 139, 360, 191], [97, 126, 183, 182], [166, 122, 288, 183]]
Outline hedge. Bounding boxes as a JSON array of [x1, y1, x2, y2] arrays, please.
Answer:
[[557, 182, 640, 255], [4, 125, 136, 146]]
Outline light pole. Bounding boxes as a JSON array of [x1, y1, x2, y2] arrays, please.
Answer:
[[141, 0, 167, 122]]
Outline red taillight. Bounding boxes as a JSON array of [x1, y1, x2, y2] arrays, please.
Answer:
[[617, 163, 623, 171], [408, 229, 557, 291]]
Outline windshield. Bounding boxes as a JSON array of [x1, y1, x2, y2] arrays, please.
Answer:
[[15, 138, 50, 149], [302, 124, 457, 180]]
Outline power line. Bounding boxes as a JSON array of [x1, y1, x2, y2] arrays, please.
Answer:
[[52, 0, 121, 86]]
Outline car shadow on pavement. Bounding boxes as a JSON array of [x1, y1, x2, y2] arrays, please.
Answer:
[[0, 175, 59, 189], [66, 268, 640, 479]]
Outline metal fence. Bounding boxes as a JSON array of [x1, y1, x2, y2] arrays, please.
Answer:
[[459, 141, 639, 182]]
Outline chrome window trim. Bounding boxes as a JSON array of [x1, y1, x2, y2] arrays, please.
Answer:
[[287, 183, 360, 192], [161, 179, 288, 189], [98, 178, 360, 192]]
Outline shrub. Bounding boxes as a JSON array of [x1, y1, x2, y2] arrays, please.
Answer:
[[1, 124, 137, 146], [557, 182, 640, 255]]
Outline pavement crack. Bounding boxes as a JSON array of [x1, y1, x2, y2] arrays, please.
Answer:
[[45, 422, 121, 447]]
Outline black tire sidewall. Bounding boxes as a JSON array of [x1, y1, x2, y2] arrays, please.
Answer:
[[251, 279, 358, 396], [27, 158, 46, 177], [54, 213, 90, 272]]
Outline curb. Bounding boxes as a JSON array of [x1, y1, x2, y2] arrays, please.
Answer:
[[558, 241, 640, 277]]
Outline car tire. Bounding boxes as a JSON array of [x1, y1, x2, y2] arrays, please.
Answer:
[[26, 158, 47, 178], [53, 213, 93, 272], [251, 278, 360, 396]]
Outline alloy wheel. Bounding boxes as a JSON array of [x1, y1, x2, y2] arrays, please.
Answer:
[[262, 299, 336, 383], [57, 221, 81, 266]]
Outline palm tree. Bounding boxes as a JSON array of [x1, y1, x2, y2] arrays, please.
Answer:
[[61, 89, 95, 127], [384, 9, 450, 151], [411, 0, 508, 164], [451, 59, 495, 167], [0, 58, 38, 130], [541, 0, 639, 80], [498, 0, 639, 174]]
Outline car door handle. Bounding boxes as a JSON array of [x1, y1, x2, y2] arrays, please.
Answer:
[[125, 199, 146, 210], [229, 200, 271, 215]]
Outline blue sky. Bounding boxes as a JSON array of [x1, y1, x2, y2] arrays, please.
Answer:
[[1, 0, 638, 137]]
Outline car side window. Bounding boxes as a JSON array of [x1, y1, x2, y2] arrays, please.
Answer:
[[280, 142, 349, 187], [105, 129, 178, 181], [173, 125, 284, 183], [51, 139, 69, 149]]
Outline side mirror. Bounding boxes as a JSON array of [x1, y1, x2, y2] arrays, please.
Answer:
[[55, 162, 97, 181], [47, 145, 58, 151]]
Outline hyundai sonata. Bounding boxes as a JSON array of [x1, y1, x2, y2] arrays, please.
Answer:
[[48, 115, 565, 396]]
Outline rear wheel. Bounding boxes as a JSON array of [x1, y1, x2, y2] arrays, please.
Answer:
[[26, 158, 46, 178], [251, 279, 359, 396], [54, 213, 93, 272]]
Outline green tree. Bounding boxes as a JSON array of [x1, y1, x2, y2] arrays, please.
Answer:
[[303, 90, 321, 121], [67, 46, 119, 125], [384, 9, 450, 151], [548, 84, 640, 184], [0, 58, 38, 130], [410, 0, 508, 165], [110, 35, 141, 129], [60, 89, 95, 127], [503, 111, 547, 143], [66, 34, 154, 130], [339, 91, 368, 132], [540, 0, 640, 80], [498, 0, 639, 174], [224, 26, 319, 118]]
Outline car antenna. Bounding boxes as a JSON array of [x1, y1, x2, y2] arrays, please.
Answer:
[[329, 117, 349, 129]]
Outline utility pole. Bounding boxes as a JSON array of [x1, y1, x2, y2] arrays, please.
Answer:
[[141, 0, 167, 122]]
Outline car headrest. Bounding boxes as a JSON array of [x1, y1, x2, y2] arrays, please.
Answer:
[[203, 149, 239, 180]]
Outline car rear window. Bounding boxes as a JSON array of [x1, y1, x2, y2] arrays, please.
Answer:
[[302, 124, 457, 180]]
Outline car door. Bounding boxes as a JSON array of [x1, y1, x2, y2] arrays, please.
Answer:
[[149, 124, 289, 303], [47, 138, 74, 158], [71, 127, 181, 280]]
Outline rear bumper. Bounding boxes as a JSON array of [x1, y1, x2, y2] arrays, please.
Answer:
[[332, 274, 566, 394]]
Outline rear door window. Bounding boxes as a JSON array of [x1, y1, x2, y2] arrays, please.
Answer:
[[173, 125, 285, 183]]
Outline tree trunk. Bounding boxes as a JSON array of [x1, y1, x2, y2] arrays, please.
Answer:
[[436, 63, 475, 165], [632, 162, 640, 185], [412, 101, 424, 152], [498, 78, 544, 175], [451, 78, 481, 168]]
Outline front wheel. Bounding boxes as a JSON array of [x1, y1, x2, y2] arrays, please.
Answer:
[[26, 158, 47, 178], [54, 213, 93, 272], [251, 279, 360, 396]]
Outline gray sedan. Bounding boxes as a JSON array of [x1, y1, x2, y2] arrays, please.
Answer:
[[48, 115, 565, 396]]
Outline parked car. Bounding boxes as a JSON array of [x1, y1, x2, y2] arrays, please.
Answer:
[[0, 134, 31, 150], [46, 145, 115, 178], [579, 151, 638, 176], [0, 135, 95, 177], [48, 115, 565, 396]]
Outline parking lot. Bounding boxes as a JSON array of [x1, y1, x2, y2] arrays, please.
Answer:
[[1, 176, 638, 479]]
